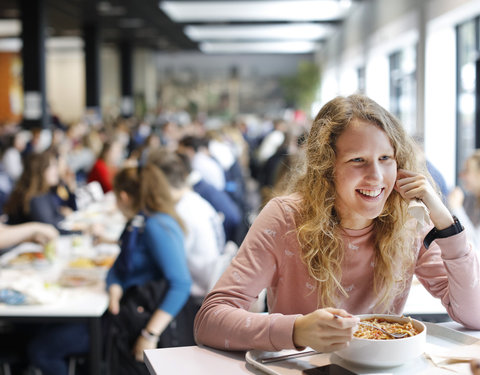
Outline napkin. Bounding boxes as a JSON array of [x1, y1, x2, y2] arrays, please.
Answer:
[[407, 199, 430, 231], [424, 341, 480, 373]]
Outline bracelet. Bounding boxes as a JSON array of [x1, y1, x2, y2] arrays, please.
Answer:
[[141, 328, 159, 343]]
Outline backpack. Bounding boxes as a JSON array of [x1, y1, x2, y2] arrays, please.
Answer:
[[105, 279, 197, 375]]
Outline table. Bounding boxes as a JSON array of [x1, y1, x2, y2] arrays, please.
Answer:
[[144, 323, 480, 375], [144, 345, 264, 375], [0, 235, 119, 375]]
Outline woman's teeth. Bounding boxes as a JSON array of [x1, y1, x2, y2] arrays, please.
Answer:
[[358, 189, 382, 197]]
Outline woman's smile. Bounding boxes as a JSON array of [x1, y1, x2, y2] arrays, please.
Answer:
[[356, 188, 384, 198]]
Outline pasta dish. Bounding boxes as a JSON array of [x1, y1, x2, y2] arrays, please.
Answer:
[[354, 317, 420, 340]]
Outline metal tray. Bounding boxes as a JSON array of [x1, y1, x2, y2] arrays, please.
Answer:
[[245, 322, 479, 375]]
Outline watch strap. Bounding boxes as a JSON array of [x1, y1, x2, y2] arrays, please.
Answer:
[[423, 216, 464, 249]]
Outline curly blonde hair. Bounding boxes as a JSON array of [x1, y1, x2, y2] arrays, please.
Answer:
[[291, 94, 424, 311]]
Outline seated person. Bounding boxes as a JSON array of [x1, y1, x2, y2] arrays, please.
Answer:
[[87, 140, 123, 193], [147, 148, 227, 338], [3, 150, 78, 233]]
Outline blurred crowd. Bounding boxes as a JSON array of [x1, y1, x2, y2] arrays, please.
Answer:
[[0, 112, 308, 244]]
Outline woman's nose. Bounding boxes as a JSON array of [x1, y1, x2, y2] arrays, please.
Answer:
[[365, 162, 382, 181]]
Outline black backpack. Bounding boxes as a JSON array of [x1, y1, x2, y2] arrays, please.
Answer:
[[105, 279, 196, 375]]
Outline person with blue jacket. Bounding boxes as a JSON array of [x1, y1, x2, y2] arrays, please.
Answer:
[[28, 164, 191, 375]]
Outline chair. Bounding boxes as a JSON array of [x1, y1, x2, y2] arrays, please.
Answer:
[[0, 362, 11, 375], [68, 354, 86, 375]]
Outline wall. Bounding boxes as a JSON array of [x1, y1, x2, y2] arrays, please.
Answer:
[[46, 47, 85, 124], [317, 0, 480, 189], [0, 52, 22, 125]]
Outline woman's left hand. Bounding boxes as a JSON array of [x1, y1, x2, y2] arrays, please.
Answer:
[[132, 336, 157, 362], [395, 169, 454, 230]]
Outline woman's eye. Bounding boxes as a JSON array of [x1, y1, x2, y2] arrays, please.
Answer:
[[380, 155, 392, 161], [350, 158, 364, 162]]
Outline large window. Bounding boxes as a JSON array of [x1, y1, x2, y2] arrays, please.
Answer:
[[456, 18, 479, 179], [389, 46, 417, 136]]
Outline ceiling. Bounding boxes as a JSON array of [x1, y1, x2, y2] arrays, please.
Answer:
[[0, 0, 359, 54]]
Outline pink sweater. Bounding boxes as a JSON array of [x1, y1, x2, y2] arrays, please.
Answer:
[[194, 195, 480, 351]]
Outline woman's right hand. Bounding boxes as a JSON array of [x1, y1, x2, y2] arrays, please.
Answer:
[[293, 308, 359, 352], [30, 223, 59, 245]]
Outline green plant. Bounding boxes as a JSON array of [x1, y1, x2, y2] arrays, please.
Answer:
[[280, 61, 320, 111]]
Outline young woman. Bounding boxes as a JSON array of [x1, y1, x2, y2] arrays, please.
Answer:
[[194, 94, 480, 353], [3, 150, 77, 232], [28, 164, 192, 375]]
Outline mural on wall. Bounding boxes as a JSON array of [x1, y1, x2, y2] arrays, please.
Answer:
[[0, 52, 22, 125]]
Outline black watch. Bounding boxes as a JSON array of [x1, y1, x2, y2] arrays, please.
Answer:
[[423, 216, 464, 249]]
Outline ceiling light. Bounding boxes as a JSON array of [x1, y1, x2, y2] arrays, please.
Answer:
[[160, 0, 351, 22], [0, 38, 21, 52], [0, 20, 21, 37], [185, 23, 333, 41], [199, 41, 317, 54], [46, 37, 84, 49]]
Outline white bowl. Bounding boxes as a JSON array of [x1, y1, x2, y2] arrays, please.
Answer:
[[335, 314, 426, 367]]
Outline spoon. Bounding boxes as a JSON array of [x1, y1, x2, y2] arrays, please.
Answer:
[[332, 314, 408, 339]]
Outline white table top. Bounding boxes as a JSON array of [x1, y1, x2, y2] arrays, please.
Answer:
[[144, 323, 480, 375], [144, 345, 264, 375], [0, 234, 117, 318]]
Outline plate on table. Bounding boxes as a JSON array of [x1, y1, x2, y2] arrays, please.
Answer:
[[0, 243, 49, 268], [58, 268, 102, 288]]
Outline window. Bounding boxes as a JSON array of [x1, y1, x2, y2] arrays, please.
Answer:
[[357, 66, 365, 94], [456, 18, 479, 179], [389, 46, 417, 136]]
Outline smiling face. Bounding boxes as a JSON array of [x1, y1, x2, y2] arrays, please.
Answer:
[[334, 119, 397, 229]]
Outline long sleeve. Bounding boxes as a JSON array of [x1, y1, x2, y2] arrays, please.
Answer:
[[194, 198, 301, 351], [193, 179, 242, 241], [177, 192, 225, 297], [415, 230, 480, 329], [87, 159, 112, 193], [106, 214, 192, 317], [144, 216, 192, 316]]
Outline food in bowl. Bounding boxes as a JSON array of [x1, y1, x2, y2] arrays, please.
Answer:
[[354, 316, 420, 340], [335, 314, 426, 367]]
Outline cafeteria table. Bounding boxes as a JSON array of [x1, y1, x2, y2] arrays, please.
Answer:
[[0, 287, 108, 375], [144, 322, 480, 375], [0, 235, 119, 375]]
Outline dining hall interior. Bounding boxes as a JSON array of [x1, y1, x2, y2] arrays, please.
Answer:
[[1, 0, 480, 374]]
